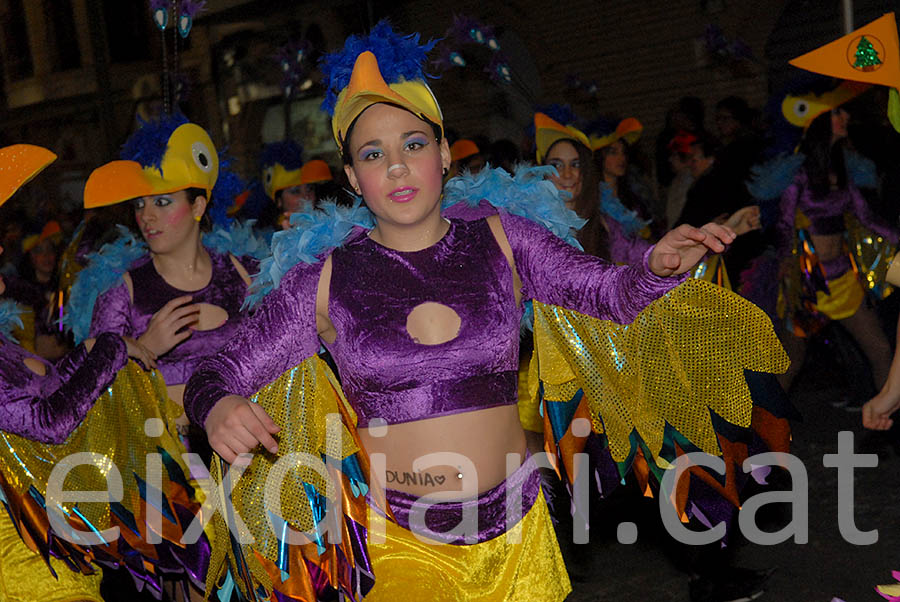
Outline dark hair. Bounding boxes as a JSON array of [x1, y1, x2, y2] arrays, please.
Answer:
[[185, 187, 213, 232], [341, 103, 443, 166], [676, 96, 705, 130], [543, 138, 607, 258], [689, 132, 722, 160], [799, 111, 847, 198], [716, 96, 752, 126]]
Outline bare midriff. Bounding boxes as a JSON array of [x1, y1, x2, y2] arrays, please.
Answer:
[[810, 232, 844, 263], [358, 404, 527, 499]]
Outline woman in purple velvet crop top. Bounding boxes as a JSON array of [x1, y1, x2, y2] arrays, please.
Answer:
[[775, 110, 898, 394], [0, 144, 161, 602], [81, 118, 256, 430], [184, 24, 739, 602]]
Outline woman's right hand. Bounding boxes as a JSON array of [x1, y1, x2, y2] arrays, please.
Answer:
[[204, 395, 281, 463], [138, 295, 200, 357], [122, 336, 157, 369]]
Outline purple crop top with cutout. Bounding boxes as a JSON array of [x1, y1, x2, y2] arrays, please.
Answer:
[[185, 213, 683, 427]]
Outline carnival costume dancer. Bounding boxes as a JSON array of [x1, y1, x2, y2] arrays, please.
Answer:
[[535, 112, 760, 282], [185, 22, 790, 601], [68, 114, 266, 429], [0, 145, 196, 600], [746, 80, 898, 393]]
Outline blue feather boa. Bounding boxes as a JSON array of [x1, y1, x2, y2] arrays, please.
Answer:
[[748, 150, 878, 202], [747, 152, 805, 201], [319, 20, 437, 116], [844, 150, 878, 189], [442, 165, 586, 248], [203, 220, 269, 261], [64, 226, 147, 343], [0, 299, 24, 342], [599, 182, 650, 237], [66, 223, 270, 343], [246, 165, 585, 308], [245, 199, 373, 307]]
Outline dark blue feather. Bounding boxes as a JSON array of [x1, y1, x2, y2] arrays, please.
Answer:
[[259, 140, 303, 171], [119, 113, 190, 169]]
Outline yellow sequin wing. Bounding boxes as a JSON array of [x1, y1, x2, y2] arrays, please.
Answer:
[[206, 355, 364, 598], [532, 279, 789, 465], [0, 361, 187, 530]]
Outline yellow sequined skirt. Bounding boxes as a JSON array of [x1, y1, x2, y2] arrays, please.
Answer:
[[0, 511, 102, 602], [815, 269, 865, 320], [364, 490, 570, 601]]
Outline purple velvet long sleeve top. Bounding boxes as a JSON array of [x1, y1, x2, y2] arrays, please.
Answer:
[[606, 217, 653, 266], [776, 170, 899, 257], [0, 332, 126, 444], [89, 249, 254, 386], [185, 213, 682, 428]]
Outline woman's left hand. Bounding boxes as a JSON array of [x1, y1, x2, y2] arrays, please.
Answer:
[[648, 223, 736, 277]]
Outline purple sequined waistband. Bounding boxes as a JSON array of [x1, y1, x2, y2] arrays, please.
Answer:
[[381, 452, 541, 545]]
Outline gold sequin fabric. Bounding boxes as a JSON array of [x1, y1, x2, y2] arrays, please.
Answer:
[[364, 490, 570, 602], [532, 279, 790, 465], [205, 355, 362, 598], [0, 361, 189, 532], [846, 213, 895, 299]]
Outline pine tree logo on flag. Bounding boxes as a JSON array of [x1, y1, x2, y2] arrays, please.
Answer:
[[848, 35, 885, 72]]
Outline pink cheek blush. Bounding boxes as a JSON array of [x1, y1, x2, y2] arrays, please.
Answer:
[[166, 205, 192, 226]]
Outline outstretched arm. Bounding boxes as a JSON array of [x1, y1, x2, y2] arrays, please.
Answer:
[[0, 333, 127, 444], [498, 213, 733, 324]]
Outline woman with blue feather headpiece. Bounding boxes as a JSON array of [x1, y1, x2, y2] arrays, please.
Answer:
[[0, 145, 203, 601], [184, 21, 790, 601]]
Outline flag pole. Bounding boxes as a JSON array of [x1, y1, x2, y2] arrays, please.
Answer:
[[843, 0, 854, 34]]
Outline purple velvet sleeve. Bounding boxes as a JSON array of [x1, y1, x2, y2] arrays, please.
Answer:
[[184, 259, 325, 427], [0, 332, 127, 444], [89, 280, 134, 339], [499, 212, 684, 324], [606, 218, 653, 266], [849, 185, 899, 245]]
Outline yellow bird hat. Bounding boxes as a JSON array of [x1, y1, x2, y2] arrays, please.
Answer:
[[84, 119, 218, 209]]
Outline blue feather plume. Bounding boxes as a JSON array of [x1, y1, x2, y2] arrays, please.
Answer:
[[319, 20, 438, 116], [204, 220, 269, 261], [0, 299, 24, 342], [64, 226, 148, 343], [442, 164, 586, 248], [209, 151, 243, 228], [844, 149, 878, 189], [747, 152, 805, 201], [245, 199, 375, 307], [259, 140, 304, 171], [599, 182, 650, 237], [120, 114, 190, 169]]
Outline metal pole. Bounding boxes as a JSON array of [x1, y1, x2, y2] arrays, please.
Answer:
[[843, 0, 854, 34]]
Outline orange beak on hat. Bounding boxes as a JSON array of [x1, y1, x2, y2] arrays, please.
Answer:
[[0, 145, 57, 208], [450, 139, 480, 162], [299, 160, 332, 185], [589, 117, 643, 151], [534, 113, 591, 164], [332, 51, 443, 151], [84, 123, 219, 209]]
